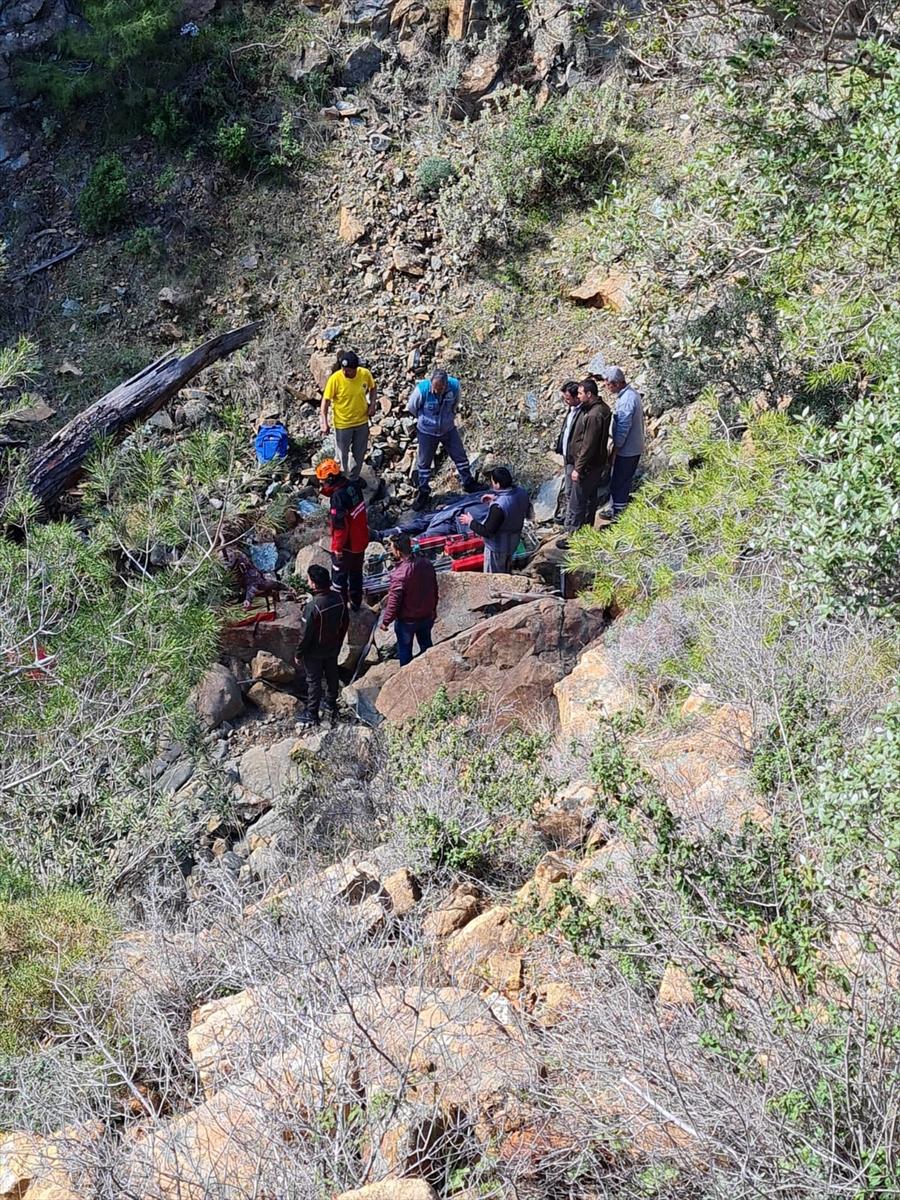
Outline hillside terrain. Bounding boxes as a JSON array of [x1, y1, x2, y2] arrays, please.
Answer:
[[1, 1, 900, 1198]]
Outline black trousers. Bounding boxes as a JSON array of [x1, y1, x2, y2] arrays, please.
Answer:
[[332, 550, 364, 609], [297, 653, 340, 715], [565, 467, 606, 530]]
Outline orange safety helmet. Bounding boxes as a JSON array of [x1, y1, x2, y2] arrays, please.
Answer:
[[314, 457, 341, 482]]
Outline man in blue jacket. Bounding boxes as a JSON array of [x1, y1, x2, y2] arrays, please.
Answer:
[[407, 369, 480, 511], [602, 366, 645, 517]]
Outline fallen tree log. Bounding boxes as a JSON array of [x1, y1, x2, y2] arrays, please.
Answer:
[[8, 322, 260, 513]]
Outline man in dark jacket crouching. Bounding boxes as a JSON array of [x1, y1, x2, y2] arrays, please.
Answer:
[[295, 563, 349, 728]]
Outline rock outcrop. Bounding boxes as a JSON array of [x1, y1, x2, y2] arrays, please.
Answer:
[[633, 704, 767, 836], [126, 985, 537, 1198], [553, 638, 638, 739], [375, 598, 605, 724]]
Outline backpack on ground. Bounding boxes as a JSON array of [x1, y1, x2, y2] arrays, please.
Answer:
[[255, 422, 289, 463]]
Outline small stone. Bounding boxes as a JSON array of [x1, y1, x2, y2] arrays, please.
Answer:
[[383, 868, 422, 917], [338, 206, 367, 244]]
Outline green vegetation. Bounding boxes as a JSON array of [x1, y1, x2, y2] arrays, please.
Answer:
[[123, 225, 163, 260], [416, 155, 455, 195], [0, 858, 113, 1055], [213, 120, 254, 171], [775, 380, 900, 620], [568, 406, 804, 608], [389, 687, 550, 878], [78, 154, 129, 233], [0, 428, 238, 885], [438, 93, 621, 257], [19, 0, 178, 113]]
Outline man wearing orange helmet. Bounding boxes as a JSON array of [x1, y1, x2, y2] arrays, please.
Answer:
[[315, 458, 369, 611]]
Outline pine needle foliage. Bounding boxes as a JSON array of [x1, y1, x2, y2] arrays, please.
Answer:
[[0, 427, 237, 887], [567, 407, 805, 608]]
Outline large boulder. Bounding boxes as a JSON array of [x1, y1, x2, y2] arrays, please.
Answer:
[[188, 988, 273, 1098], [238, 737, 309, 805], [340, 38, 383, 87], [443, 906, 524, 993], [191, 664, 244, 729], [220, 602, 305, 666], [147, 985, 536, 1200], [294, 539, 331, 579], [250, 650, 295, 685], [552, 638, 639, 739], [245, 683, 301, 720], [568, 267, 636, 312], [432, 572, 539, 643], [0, 1127, 96, 1200], [343, 658, 401, 724], [308, 351, 334, 392], [375, 598, 604, 725], [339, 603, 378, 672]]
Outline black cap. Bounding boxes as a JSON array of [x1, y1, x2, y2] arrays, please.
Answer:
[[339, 350, 359, 369]]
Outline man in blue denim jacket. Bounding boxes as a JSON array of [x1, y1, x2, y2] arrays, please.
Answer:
[[407, 369, 480, 511]]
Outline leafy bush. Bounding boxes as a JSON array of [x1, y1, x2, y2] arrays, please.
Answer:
[[213, 120, 254, 170], [0, 859, 113, 1054], [78, 154, 129, 233], [268, 112, 306, 173], [385, 687, 551, 880], [0, 430, 237, 886], [774, 381, 900, 620], [123, 225, 163, 259], [19, 0, 178, 112], [416, 155, 455, 194], [149, 93, 189, 146], [438, 94, 621, 257]]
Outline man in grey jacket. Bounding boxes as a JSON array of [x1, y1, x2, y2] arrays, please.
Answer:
[[407, 369, 480, 511], [458, 466, 531, 573], [603, 366, 645, 517]]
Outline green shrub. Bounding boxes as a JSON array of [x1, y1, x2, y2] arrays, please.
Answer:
[[19, 0, 177, 112], [149, 93, 189, 145], [268, 112, 306, 173], [78, 154, 129, 233], [213, 120, 253, 169], [438, 94, 620, 257], [566, 406, 804, 608], [123, 224, 163, 259], [774, 380, 900, 620], [416, 156, 454, 194], [387, 687, 550, 880], [0, 430, 235, 887], [492, 99, 614, 212], [0, 859, 113, 1055]]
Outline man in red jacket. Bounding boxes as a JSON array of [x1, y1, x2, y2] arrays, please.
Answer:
[[316, 458, 369, 612], [379, 533, 439, 665]]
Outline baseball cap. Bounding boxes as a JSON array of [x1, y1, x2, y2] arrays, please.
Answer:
[[601, 366, 626, 385], [339, 350, 360, 369]]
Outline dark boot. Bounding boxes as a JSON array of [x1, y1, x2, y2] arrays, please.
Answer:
[[324, 700, 339, 723], [296, 709, 319, 729], [463, 477, 481, 494], [411, 488, 430, 512]]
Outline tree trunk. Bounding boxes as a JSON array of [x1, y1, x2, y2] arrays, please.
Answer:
[[10, 322, 260, 513]]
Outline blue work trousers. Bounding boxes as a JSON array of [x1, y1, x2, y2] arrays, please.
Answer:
[[416, 426, 473, 491]]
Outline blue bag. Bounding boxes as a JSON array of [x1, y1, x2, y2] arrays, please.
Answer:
[[255, 422, 289, 463]]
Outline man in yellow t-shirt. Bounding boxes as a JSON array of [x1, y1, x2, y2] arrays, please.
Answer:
[[320, 350, 377, 481]]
